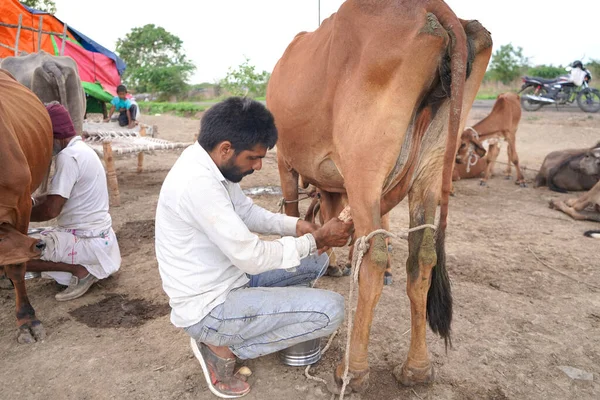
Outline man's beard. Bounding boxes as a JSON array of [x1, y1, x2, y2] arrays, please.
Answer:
[[220, 160, 253, 183]]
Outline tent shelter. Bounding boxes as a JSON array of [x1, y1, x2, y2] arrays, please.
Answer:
[[0, 0, 126, 113]]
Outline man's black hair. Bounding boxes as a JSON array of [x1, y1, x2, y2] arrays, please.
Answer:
[[198, 97, 278, 153], [117, 84, 127, 93]]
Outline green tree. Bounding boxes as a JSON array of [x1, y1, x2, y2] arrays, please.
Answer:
[[116, 24, 195, 98], [488, 44, 529, 84], [21, 0, 56, 14], [526, 64, 565, 79], [220, 57, 270, 97]]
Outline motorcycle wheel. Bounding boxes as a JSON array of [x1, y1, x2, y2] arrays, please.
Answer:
[[576, 88, 600, 113], [520, 86, 546, 111]]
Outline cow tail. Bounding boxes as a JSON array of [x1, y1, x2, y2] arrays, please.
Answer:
[[425, 4, 468, 350], [44, 61, 68, 107], [584, 230, 600, 239]]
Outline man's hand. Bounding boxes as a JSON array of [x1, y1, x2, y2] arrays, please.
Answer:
[[296, 220, 319, 237], [312, 218, 354, 250]]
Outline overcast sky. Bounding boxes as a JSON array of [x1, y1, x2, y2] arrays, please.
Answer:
[[53, 0, 600, 84]]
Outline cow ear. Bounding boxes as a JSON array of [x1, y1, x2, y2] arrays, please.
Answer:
[[474, 142, 487, 157]]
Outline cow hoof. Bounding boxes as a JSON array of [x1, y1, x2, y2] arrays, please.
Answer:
[[17, 321, 45, 344], [479, 180, 487, 187], [326, 264, 351, 278], [394, 362, 434, 387], [504, 175, 512, 180], [518, 182, 528, 188], [334, 364, 370, 393], [31, 320, 46, 341], [384, 272, 393, 286]]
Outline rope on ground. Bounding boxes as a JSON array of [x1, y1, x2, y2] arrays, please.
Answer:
[[337, 222, 437, 399], [527, 245, 600, 291], [304, 330, 338, 385], [492, 160, 540, 174]]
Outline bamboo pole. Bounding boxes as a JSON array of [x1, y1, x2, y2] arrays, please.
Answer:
[[0, 21, 67, 37], [102, 142, 121, 207], [60, 23, 68, 56], [37, 15, 43, 52], [137, 126, 146, 173], [14, 14, 22, 56]]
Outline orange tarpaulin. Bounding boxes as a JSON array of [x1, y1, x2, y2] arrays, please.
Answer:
[[0, 0, 76, 57]]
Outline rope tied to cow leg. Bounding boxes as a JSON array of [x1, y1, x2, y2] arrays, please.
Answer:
[[277, 195, 312, 213], [336, 214, 437, 399]]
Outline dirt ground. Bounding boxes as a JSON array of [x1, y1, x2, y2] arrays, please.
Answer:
[[1, 105, 599, 400]]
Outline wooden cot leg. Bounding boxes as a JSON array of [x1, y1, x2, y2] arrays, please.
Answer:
[[137, 153, 144, 173], [137, 125, 146, 173], [103, 141, 121, 207]]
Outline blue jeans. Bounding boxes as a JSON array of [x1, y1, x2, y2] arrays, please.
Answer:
[[184, 253, 345, 359]]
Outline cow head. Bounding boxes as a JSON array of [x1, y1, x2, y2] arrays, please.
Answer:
[[0, 224, 45, 266], [579, 146, 600, 176], [456, 129, 487, 164]]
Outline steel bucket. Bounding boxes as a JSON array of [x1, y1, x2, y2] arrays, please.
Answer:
[[279, 338, 322, 366], [24, 272, 41, 280]]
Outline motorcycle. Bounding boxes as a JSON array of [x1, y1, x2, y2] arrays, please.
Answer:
[[518, 68, 600, 113]]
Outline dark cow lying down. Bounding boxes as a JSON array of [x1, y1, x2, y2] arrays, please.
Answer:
[[535, 142, 600, 193]]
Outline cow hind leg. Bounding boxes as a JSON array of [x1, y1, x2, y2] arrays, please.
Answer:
[[507, 136, 526, 186], [382, 213, 393, 285], [346, 214, 392, 285], [395, 187, 451, 386], [334, 197, 387, 392], [5, 263, 45, 343]]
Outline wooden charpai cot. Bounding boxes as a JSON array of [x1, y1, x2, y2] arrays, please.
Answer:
[[82, 121, 192, 206]]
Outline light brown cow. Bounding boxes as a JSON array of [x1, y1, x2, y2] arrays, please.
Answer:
[[267, 0, 492, 392], [0, 69, 53, 343], [455, 92, 525, 186], [549, 179, 600, 224]]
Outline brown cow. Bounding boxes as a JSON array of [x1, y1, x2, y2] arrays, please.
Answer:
[[0, 69, 53, 343], [267, 0, 492, 392], [454, 92, 525, 186], [549, 179, 600, 224], [534, 142, 600, 193]]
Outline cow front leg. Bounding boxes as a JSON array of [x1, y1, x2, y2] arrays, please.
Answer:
[[276, 152, 300, 217], [334, 231, 387, 392], [395, 191, 443, 386], [5, 263, 45, 343], [480, 143, 500, 186]]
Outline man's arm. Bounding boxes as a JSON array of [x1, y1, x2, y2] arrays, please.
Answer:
[[30, 195, 67, 222], [229, 183, 301, 237], [179, 177, 315, 274], [38, 153, 78, 221], [104, 105, 115, 122]]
